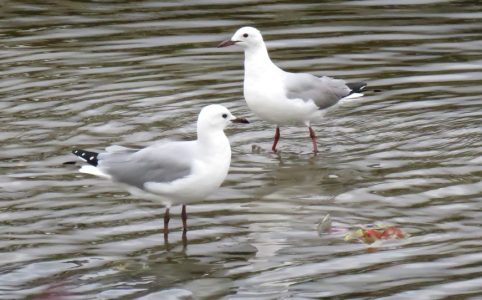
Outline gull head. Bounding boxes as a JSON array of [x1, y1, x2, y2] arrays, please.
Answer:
[[218, 26, 264, 50], [197, 104, 249, 133]]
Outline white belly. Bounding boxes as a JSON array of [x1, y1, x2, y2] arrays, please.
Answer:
[[143, 152, 231, 204], [244, 82, 322, 125]]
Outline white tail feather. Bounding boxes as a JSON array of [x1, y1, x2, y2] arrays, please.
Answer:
[[343, 92, 364, 100], [79, 165, 111, 179]]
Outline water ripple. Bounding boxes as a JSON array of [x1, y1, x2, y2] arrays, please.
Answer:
[[0, 0, 481, 299]]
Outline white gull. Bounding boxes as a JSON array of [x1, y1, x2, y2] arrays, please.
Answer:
[[218, 26, 366, 153], [72, 104, 248, 237]]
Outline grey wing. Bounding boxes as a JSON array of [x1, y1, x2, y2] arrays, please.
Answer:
[[284, 73, 351, 109], [97, 141, 194, 189]]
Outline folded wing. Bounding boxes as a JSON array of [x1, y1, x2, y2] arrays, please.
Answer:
[[284, 73, 352, 110], [97, 141, 195, 189]]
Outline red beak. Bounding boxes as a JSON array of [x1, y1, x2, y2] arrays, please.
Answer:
[[217, 39, 238, 48]]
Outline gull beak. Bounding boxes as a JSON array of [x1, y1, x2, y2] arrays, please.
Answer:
[[217, 39, 238, 48], [231, 117, 249, 124]]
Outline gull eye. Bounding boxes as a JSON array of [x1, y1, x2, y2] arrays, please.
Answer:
[[243, 33, 248, 38], [222, 113, 228, 119]]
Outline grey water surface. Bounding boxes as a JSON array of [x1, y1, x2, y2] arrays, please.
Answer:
[[1, 0, 481, 299]]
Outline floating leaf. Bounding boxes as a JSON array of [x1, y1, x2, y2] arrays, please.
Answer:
[[317, 214, 332, 235], [344, 228, 364, 241]]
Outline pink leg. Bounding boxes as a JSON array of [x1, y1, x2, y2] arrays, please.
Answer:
[[163, 208, 170, 237], [272, 127, 280, 152], [308, 127, 318, 154], [181, 204, 187, 235]]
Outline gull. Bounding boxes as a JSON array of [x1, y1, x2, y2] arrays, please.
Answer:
[[218, 26, 367, 153], [72, 104, 248, 238]]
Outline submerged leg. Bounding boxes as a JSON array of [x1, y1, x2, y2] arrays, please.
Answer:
[[181, 204, 188, 235], [163, 208, 170, 237], [308, 127, 318, 154], [272, 127, 280, 152]]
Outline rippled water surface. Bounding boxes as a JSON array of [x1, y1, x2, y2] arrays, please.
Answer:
[[1, 0, 482, 299]]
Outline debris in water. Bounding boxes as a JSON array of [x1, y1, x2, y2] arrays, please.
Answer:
[[317, 214, 408, 244]]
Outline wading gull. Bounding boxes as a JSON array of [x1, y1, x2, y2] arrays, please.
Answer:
[[218, 26, 366, 153], [72, 104, 249, 238]]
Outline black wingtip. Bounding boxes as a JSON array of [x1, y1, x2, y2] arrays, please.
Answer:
[[347, 82, 367, 94], [72, 149, 99, 166]]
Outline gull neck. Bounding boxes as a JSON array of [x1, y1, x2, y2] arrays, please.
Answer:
[[197, 125, 230, 153], [244, 42, 279, 75]]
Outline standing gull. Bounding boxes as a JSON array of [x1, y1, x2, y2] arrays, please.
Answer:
[[218, 26, 367, 153], [72, 104, 248, 238]]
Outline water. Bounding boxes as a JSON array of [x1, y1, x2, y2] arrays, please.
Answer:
[[1, 0, 482, 299]]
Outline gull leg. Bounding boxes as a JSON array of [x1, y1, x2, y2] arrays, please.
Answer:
[[163, 208, 170, 237], [182, 232, 188, 249], [272, 127, 280, 152], [308, 127, 318, 154], [181, 204, 188, 235]]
